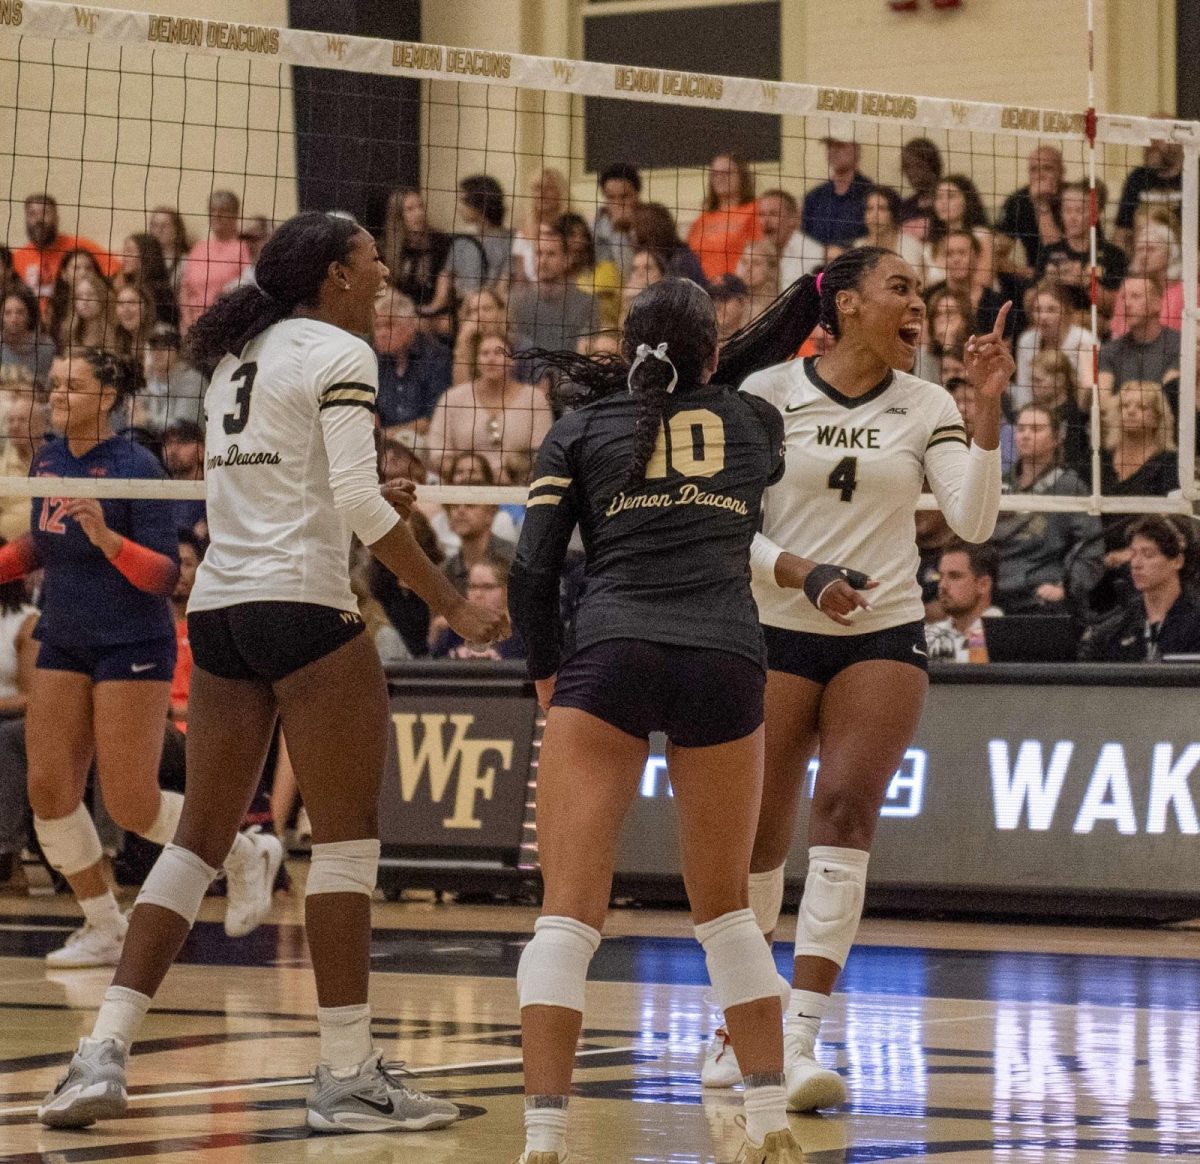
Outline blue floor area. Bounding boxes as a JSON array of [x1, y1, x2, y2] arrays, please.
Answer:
[[5, 914, 1200, 1010]]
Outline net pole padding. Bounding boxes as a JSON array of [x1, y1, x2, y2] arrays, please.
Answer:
[[3, 0, 1199, 148], [1085, 0, 1103, 519], [1179, 143, 1199, 504]]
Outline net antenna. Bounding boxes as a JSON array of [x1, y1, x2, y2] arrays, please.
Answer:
[[0, 0, 1195, 514]]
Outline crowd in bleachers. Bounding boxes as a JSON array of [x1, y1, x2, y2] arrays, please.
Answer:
[[1, 130, 1199, 677]]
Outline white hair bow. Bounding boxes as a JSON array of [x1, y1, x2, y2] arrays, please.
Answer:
[[626, 341, 679, 395]]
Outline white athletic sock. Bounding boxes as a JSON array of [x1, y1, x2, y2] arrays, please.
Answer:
[[742, 1074, 788, 1144], [524, 1095, 569, 1156], [79, 891, 122, 931], [223, 830, 255, 871], [139, 790, 184, 847], [317, 1003, 373, 1075], [785, 989, 828, 1056], [92, 985, 151, 1049]]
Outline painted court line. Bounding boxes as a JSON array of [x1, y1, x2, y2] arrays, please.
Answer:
[[0, 1046, 637, 1117]]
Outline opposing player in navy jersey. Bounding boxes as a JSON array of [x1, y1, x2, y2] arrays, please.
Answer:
[[39, 212, 506, 1135], [702, 248, 1014, 1113], [507, 279, 871, 1164], [0, 349, 279, 969]]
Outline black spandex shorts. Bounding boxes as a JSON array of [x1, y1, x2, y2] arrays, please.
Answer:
[[188, 601, 365, 683], [762, 620, 928, 686], [551, 638, 764, 748]]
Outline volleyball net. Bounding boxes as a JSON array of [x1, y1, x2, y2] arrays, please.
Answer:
[[0, 0, 1196, 519]]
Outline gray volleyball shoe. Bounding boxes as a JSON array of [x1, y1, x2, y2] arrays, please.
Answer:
[[39, 1036, 129, 1128], [306, 1051, 460, 1133]]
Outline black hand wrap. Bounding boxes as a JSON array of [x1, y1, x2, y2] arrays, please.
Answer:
[[803, 563, 872, 609]]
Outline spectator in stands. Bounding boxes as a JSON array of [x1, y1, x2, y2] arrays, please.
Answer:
[[116, 233, 178, 326], [688, 151, 761, 280], [452, 287, 526, 384], [917, 286, 975, 382], [593, 162, 641, 280], [178, 190, 249, 331], [948, 374, 1015, 472], [924, 540, 1003, 662], [11, 193, 116, 304], [927, 229, 1024, 341], [444, 174, 512, 298], [381, 187, 451, 322], [735, 242, 779, 323], [372, 286, 453, 438], [1013, 281, 1098, 411], [426, 330, 552, 481], [632, 202, 706, 285], [620, 247, 665, 326], [0, 371, 47, 540], [1, 284, 54, 386], [113, 283, 156, 361], [897, 136, 944, 235], [430, 448, 519, 552], [161, 419, 207, 540], [802, 137, 871, 249], [147, 206, 192, 296], [45, 250, 106, 349], [559, 213, 622, 330], [991, 402, 1104, 613], [1099, 277, 1180, 414], [1101, 380, 1178, 498], [512, 168, 570, 283], [1110, 214, 1185, 337], [0, 552, 40, 888], [506, 223, 601, 354], [1037, 180, 1126, 322], [857, 185, 924, 271], [225, 214, 272, 293], [440, 497, 516, 599], [1114, 130, 1184, 252], [58, 273, 120, 353], [135, 325, 205, 434], [710, 274, 751, 344], [996, 146, 1064, 279], [1079, 516, 1200, 661], [1030, 349, 1089, 473], [751, 188, 823, 286], [923, 175, 991, 286], [431, 558, 525, 661]]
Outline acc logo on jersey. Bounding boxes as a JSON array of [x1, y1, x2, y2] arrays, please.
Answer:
[[884, 406, 909, 415]]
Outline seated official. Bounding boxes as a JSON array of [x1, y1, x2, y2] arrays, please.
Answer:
[[1079, 516, 1200, 661]]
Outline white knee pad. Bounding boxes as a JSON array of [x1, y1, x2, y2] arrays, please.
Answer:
[[138, 790, 184, 847], [793, 846, 869, 969], [696, 908, 780, 1012], [516, 915, 601, 1013], [136, 843, 217, 926], [34, 804, 103, 876], [748, 863, 786, 935], [306, 838, 381, 897]]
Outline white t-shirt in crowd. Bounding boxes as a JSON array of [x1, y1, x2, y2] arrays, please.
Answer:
[[191, 318, 399, 613], [925, 606, 1004, 662]]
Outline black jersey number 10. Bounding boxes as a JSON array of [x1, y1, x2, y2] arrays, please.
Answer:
[[828, 456, 858, 502], [223, 362, 257, 435]]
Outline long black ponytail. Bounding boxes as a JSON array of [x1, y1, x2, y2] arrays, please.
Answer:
[[184, 211, 362, 376]]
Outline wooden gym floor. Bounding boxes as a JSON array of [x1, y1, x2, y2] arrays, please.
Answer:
[[2, 867, 1199, 1162]]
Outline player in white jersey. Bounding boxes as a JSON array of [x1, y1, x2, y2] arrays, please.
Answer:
[[40, 211, 507, 1134], [700, 247, 1014, 1110]]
